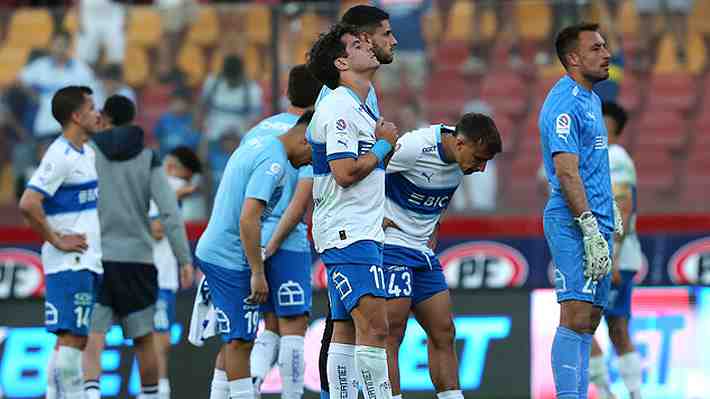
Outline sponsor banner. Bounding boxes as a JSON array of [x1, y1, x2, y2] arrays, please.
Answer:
[[0, 290, 529, 398], [531, 287, 708, 399]]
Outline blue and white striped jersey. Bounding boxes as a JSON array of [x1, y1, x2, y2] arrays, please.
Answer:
[[539, 75, 614, 233], [384, 125, 462, 253], [309, 86, 384, 253], [27, 136, 102, 275]]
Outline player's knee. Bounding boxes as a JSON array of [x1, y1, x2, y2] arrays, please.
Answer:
[[386, 316, 407, 344], [563, 313, 595, 333], [226, 339, 254, 353], [430, 317, 456, 349], [607, 319, 628, 345], [362, 314, 389, 342]]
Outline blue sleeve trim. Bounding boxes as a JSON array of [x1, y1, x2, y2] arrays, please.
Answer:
[[327, 152, 357, 162], [26, 184, 51, 198]]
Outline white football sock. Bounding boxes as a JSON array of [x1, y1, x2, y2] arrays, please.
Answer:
[[392, 395, 403, 399], [279, 335, 305, 399], [251, 329, 280, 388], [327, 343, 359, 399], [436, 390, 464, 399], [138, 384, 159, 399], [46, 348, 59, 399], [55, 346, 84, 399], [229, 377, 255, 399], [354, 345, 392, 399], [158, 378, 171, 399], [589, 355, 614, 399], [210, 369, 229, 399], [84, 379, 101, 399], [618, 352, 642, 398]]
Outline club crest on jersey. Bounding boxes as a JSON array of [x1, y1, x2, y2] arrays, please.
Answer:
[[555, 113, 571, 140], [267, 163, 282, 176], [336, 119, 347, 131]]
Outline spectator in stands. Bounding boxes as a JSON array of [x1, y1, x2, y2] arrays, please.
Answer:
[[155, 0, 199, 66], [18, 30, 98, 143], [373, 0, 429, 101], [396, 99, 429, 133], [93, 64, 137, 109], [154, 87, 201, 159], [75, 0, 126, 67], [635, 0, 692, 70], [196, 54, 262, 166], [535, 1, 592, 65], [450, 99, 498, 211], [207, 128, 240, 188]]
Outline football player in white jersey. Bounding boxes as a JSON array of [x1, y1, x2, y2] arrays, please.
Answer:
[[19, 86, 101, 399], [383, 114, 502, 399], [149, 146, 202, 399], [588, 102, 643, 399], [307, 23, 398, 399]]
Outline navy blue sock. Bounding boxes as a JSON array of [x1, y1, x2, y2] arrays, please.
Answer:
[[578, 333, 593, 399], [551, 326, 584, 399]]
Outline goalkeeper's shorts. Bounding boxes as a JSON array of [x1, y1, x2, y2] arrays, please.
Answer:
[[544, 216, 613, 308]]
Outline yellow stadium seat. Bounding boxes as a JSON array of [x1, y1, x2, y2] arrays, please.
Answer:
[[445, 0, 497, 42], [6, 8, 54, 49], [653, 32, 705, 74], [186, 6, 219, 47], [63, 10, 78, 34], [177, 44, 206, 86], [127, 7, 163, 47], [618, 0, 639, 36], [0, 46, 30, 88], [299, 12, 327, 43], [123, 46, 149, 87], [517, 2, 551, 41], [245, 5, 271, 46], [690, 0, 710, 34]]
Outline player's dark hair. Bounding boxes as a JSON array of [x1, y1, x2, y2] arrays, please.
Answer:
[[287, 64, 322, 109], [456, 113, 503, 155], [555, 22, 600, 69], [102, 94, 136, 126], [168, 146, 202, 174], [222, 55, 245, 83], [307, 23, 362, 90], [51, 85, 93, 127], [602, 101, 628, 137], [53, 29, 71, 43], [341, 5, 390, 34], [296, 110, 315, 126]]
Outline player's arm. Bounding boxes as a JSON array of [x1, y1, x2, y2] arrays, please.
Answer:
[[553, 153, 589, 217], [611, 182, 633, 277], [329, 118, 398, 188], [19, 190, 87, 252], [240, 198, 267, 277], [264, 176, 313, 258]]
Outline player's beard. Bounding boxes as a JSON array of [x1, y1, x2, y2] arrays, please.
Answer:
[[583, 68, 609, 84], [374, 46, 394, 65]]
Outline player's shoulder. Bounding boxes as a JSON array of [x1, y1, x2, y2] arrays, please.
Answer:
[[318, 87, 353, 109], [44, 137, 79, 161], [544, 76, 587, 114]]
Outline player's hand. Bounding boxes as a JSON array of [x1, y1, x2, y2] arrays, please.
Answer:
[[53, 233, 88, 253], [382, 217, 401, 231], [612, 269, 622, 286], [375, 118, 398, 147], [180, 263, 195, 289], [576, 211, 612, 281], [247, 272, 269, 304], [613, 200, 624, 238], [150, 219, 164, 241]]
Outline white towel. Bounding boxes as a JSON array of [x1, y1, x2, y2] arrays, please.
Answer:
[[188, 276, 217, 346]]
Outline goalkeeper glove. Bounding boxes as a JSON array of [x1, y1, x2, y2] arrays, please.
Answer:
[[613, 201, 624, 237], [575, 211, 611, 281]]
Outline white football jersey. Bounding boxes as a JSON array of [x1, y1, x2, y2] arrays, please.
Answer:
[[609, 143, 642, 271], [26, 136, 102, 275], [385, 125, 463, 252], [149, 175, 187, 291], [309, 86, 384, 252]]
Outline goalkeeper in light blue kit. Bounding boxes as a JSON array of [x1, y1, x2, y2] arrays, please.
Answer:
[[539, 23, 623, 399]]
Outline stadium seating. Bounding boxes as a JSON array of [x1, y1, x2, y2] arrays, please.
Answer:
[[123, 45, 150, 87], [5, 8, 54, 49], [186, 6, 219, 47], [0, 46, 30, 87], [127, 7, 163, 48], [177, 44, 206, 86]]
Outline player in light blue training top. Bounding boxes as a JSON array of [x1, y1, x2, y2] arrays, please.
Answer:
[[239, 64, 321, 399], [539, 23, 623, 399], [383, 115, 501, 399], [195, 110, 312, 399]]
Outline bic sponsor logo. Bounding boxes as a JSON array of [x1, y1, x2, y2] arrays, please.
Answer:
[[440, 241, 528, 288], [668, 237, 710, 284], [0, 248, 44, 299]]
